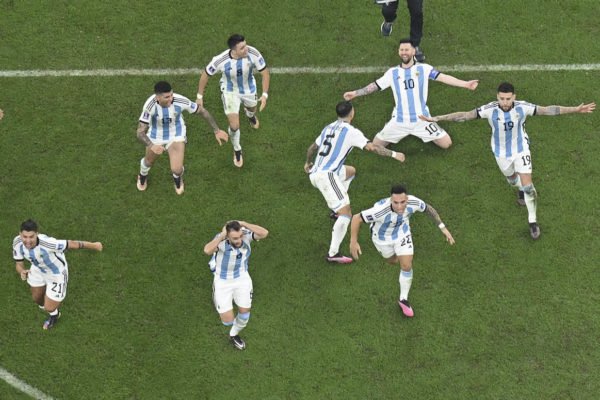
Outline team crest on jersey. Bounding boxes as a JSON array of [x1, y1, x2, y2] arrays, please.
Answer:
[[142, 111, 150, 119], [208, 66, 216, 74]]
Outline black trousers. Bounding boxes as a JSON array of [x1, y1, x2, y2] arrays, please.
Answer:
[[381, 0, 424, 46]]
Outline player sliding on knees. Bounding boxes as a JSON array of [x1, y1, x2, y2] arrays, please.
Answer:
[[419, 81, 595, 239]]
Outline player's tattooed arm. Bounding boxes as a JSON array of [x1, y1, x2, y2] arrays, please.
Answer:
[[537, 103, 596, 115], [430, 109, 478, 122], [424, 203, 443, 226], [196, 106, 220, 132], [136, 122, 152, 146], [370, 144, 394, 157], [355, 82, 379, 97], [304, 143, 318, 173]]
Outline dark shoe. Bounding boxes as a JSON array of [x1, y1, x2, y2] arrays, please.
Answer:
[[137, 174, 147, 191], [248, 116, 259, 129], [517, 190, 526, 206], [43, 310, 61, 330], [529, 223, 541, 240], [326, 253, 353, 264], [380, 22, 393, 37], [230, 335, 246, 350], [398, 299, 414, 317], [233, 150, 244, 168], [415, 47, 426, 62], [329, 211, 339, 220]]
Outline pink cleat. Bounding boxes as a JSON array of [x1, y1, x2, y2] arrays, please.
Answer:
[[398, 299, 414, 317], [326, 253, 353, 264]]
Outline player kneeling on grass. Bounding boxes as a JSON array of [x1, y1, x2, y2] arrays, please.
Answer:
[[204, 220, 269, 350], [419, 82, 595, 240], [136, 81, 228, 195], [349, 185, 454, 317], [12, 219, 103, 330]]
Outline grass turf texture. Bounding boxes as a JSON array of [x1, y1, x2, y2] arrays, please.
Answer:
[[1, 1, 599, 399]]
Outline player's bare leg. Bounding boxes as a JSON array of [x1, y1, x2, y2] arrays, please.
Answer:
[[397, 255, 415, 317], [227, 113, 243, 167], [518, 173, 539, 239], [138, 145, 163, 191], [30, 286, 45, 308], [433, 134, 452, 149], [168, 142, 185, 195], [327, 204, 353, 264]]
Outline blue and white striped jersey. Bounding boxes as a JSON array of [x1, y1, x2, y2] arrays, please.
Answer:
[[12, 234, 68, 275], [376, 63, 441, 123], [139, 93, 198, 144], [477, 101, 537, 158], [309, 121, 369, 174], [205, 46, 267, 95], [209, 229, 255, 280], [360, 195, 427, 243]]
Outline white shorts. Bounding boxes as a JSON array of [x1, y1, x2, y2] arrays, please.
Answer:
[[375, 119, 448, 144], [213, 273, 253, 313], [495, 150, 533, 176], [372, 233, 414, 258], [221, 91, 258, 115], [149, 135, 187, 148], [27, 266, 69, 302], [309, 169, 349, 212]]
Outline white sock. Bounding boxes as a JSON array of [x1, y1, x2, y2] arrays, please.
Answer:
[[244, 108, 255, 118], [229, 127, 241, 151], [229, 312, 250, 336], [522, 184, 537, 223], [328, 215, 350, 257], [399, 269, 413, 301], [49, 309, 59, 316], [140, 158, 150, 175]]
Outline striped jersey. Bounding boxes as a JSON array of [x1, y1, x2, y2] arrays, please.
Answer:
[[360, 195, 427, 243], [376, 63, 441, 123], [139, 93, 198, 143], [12, 234, 69, 275], [309, 120, 369, 174], [209, 228, 255, 280], [205, 46, 267, 95], [477, 100, 537, 158]]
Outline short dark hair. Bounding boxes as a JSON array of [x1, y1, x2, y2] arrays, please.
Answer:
[[20, 219, 38, 232], [497, 82, 515, 94], [227, 34, 245, 50], [336, 101, 353, 118], [154, 81, 172, 94], [391, 184, 407, 195], [226, 220, 242, 233], [399, 38, 415, 47]]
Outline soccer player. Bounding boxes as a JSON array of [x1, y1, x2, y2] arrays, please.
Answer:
[[204, 220, 269, 350], [419, 82, 595, 239], [343, 38, 478, 150], [304, 101, 406, 264], [12, 219, 103, 330], [376, 0, 426, 62], [349, 184, 454, 317], [136, 81, 228, 195], [196, 34, 270, 168]]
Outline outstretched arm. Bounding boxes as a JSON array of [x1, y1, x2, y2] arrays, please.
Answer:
[[343, 82, 380, 101], [66, 240, 103, 251], [364, 142, 405, 162], [536, 102, 595, 116], [424, 203, 455, 245], [436, 73, 479, 91], [349, 214, 364, 260], [419, 109, 478, 123], [304, 142, 318, 173]]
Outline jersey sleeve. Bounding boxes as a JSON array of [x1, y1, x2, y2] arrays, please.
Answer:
[[360, 200, 389, 223], [39, 235, 68, 253], [350, 127, 370, 150], [424, 64, 441, 80], [242, 228, 255, 243], [476, 102, 496, 119], [205, 54, 223, 76], [248, 47, 267, 71], [174, 95, 198, 114], [520, 102, 537, 116], [407, 196, 427, 213], [139, 96, 154, 124], [375, 68, 394, 91], [12, 237, 24, 261]]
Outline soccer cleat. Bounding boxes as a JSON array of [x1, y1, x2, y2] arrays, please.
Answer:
[[517, 190, 526, 206], [42, 310, 61, 330], [529, 222, 541, 240], [174, 180, 184, 195], [398, 299, 414, 317], [380, 22, 393, 37], [329, 210, 339, 221], [233, 150, 244, 168], [230, 335, 246, 350], [137, 174, 147, 191], [326, 253, 353, 264], [248, 115, 260, 129], [415, 47, 426, 62]]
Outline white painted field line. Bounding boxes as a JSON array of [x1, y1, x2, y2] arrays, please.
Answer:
[[0, 64, 599, 78], [0, 366, 55, 400]]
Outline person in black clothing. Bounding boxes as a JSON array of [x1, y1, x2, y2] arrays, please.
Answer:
[[377, 0, 426, 62]]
